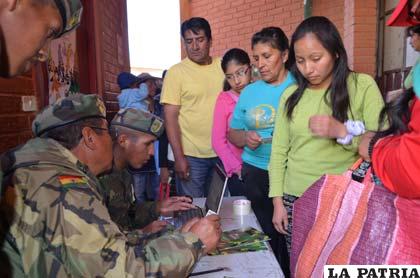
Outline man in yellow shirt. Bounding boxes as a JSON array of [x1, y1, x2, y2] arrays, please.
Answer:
[[161, 17, 224, 197]]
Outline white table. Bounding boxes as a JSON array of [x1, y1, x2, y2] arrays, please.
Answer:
[[191, 197, 284, 278]]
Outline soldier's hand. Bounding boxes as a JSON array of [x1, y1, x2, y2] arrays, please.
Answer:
[[188, 215, 222, 253], [180, 217, 201, 233], [141, 220, 167, 234], [158, 196, 196, 216]]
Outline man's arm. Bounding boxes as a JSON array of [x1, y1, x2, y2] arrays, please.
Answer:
[[158, 130, 170, 184], [164, 104, 189, 180], [16, 174, 214, 277]]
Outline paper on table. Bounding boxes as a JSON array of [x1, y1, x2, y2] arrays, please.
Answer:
[[193, 251, 284, 278]]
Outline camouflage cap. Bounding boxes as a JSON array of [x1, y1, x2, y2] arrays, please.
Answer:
[[111, 108, 164, 138], [32, 93, 107, 136], [53, 0, 83, 37]]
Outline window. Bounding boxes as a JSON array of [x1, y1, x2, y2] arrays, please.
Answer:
[[376, 0, 418, 92], [127, 0, 181, 77]]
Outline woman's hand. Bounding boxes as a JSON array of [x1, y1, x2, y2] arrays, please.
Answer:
[[358, 131, 375, 161], [272, 197, 288, 234], [245, 131, 262, 150], [309, 115, 347, 139]]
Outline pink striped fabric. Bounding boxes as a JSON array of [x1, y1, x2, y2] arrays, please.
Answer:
[[291, 168, 420, 277]]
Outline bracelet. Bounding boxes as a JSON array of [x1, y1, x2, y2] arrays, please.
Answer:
[[368, 134, 381, 159], [337, 120, 365, 145]]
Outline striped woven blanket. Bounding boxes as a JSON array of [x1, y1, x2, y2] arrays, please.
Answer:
[[291, 172, 420, 278]]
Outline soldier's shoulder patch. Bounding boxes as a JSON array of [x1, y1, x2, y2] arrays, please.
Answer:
[[150, 118, 163, 134], [58, 175, 88, 188]]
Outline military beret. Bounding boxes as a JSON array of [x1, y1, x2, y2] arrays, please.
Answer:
[[53, 0, 83, 37], [111, 108, 164, 138], [32, 93, 106, 136]]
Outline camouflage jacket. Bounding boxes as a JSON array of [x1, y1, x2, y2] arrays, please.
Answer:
[[0, 169, 12, 278], [0, 138, 203, 277], [99, 168, 159, 231]]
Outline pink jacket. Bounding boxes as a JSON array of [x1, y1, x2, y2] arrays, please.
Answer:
[[212, 91, 243, 177]]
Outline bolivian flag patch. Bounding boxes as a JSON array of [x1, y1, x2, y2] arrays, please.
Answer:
[[58, 175, 88, 189]]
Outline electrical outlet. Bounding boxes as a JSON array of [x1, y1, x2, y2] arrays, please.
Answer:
[[21, 96, 37, 112]]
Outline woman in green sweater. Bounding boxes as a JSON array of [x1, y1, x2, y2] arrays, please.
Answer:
[[268, 16, 385, 252]]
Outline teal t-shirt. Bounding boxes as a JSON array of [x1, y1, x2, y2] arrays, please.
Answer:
[[413, 61, 420, 98], [230, 72, 295, 170]]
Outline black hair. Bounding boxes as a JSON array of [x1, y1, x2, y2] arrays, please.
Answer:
[[221, 48, 251, 91], [110, 125, 142, 145], [221, 48, 250, 72], [251, 27, 289, 68], [161, 69, 167, 79], [376, 89, 415, 138], [285, 16, 352, 122], [41, 118, 105, 150], [407, 25, 420, 37], [181, 17, 212, 40]]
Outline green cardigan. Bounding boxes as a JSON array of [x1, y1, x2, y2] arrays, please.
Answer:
[[269, 73, 385, 197]]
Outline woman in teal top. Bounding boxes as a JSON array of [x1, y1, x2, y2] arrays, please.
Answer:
[[229, 27, 295, 275], [269, 17, 385, 253], [404, 25, 420, 89]]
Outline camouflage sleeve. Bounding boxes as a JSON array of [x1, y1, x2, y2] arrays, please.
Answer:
[[100, 171, 134, 231], [100, 171, 159, 230], [12, 173, 203, 277], [132, 201, 160, 229]]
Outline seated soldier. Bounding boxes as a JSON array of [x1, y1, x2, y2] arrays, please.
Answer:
[[99, 108, 196, 232], [0, 1, 83, 276], [0, 93, 221, 277]]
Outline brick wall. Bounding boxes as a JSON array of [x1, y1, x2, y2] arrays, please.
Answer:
[[312, 0, 345, 35], [185, 0, 378, 77], [312, 0, 377, 76], [187, 0, 304, 58], [0, 72, 37, 152], [0, 0, 130, 153], [94, 0, 130, 120], [351, 0, 377, 75]]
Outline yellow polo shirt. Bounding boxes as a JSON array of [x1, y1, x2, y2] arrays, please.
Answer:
[[161, 57, 224, 158]]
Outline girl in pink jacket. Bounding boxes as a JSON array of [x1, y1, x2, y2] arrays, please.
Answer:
[[212, 48, 252, 196]]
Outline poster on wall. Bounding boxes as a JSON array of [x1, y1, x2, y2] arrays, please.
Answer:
[[47, 31, 79, 104]]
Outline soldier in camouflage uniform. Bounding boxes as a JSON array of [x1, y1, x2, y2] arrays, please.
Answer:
[[0, 1, 83, 277], [100, 108, 196, 232], [0, 0, 82, 77], [1, 93, 222, 277]]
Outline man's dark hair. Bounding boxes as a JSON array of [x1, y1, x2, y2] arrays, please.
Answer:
[[41, 118, 105, 150], [407, 24, 420, 36], [181, 17, 212, 40], [110, 125, 140, 143]]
